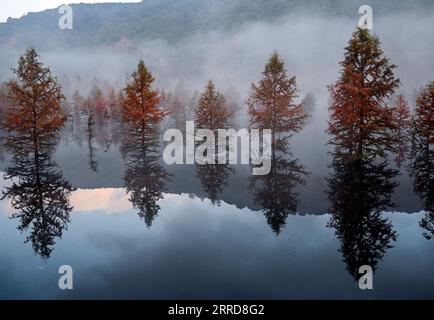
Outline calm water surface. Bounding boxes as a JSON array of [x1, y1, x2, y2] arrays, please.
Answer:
[[0, 132, 432, 299]]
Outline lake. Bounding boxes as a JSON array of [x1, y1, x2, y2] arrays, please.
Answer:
[[0, 120, 432, 299]]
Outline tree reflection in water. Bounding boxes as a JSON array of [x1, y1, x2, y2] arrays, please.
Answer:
[[1, 48, 74, 259], [2, 139, 74, 259], [327, 155, 398, 280], [250, 136, 308, 234], [196, 163, 234, 206], [410, 143, 434, 240], [122, 127, 171, 228], [410, 82, 433, 240]]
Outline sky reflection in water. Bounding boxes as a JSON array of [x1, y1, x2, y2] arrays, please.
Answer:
[[0, 176, 433, 299]]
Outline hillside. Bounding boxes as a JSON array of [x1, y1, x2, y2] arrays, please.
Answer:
[[1, 0, 433, 49]]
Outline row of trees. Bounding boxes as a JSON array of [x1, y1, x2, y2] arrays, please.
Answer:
[[0, 25, 431, 261], [0, 31, 430, 168]]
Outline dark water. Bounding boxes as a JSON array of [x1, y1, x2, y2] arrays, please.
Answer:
[[0, 121, 432, 300]]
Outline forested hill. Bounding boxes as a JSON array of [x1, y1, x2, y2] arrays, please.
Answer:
[[0, 0, 433, 49]]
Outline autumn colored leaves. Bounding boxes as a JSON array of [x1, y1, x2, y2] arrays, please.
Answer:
[[0, 27, 432, 253], [1, 48, 73, 259], [4, 48, 67, 147], [122, 60, 167, 133], [248, 52, 307, 137], [195, 80, 232, 131], [328, 28, 433, 166], [1, 28, 433, 176]]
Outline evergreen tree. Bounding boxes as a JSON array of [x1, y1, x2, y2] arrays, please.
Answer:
[[413, 81, 434, 150], [392, 94, 412, 166], [122, 60, 166, 134], [195, 80, 231, 130], [248, 52, 307, 140], [328, 28, 400, 160], [4, 47, 66, 148], [1, 48, 73, 259]]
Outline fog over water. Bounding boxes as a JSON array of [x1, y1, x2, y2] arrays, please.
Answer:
[[1, 10, 434, 96], [0, 3, 433, 299], [1, 9, 432, 213]]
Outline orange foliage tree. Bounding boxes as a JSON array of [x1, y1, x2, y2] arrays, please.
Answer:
[[328, 28, 400, 160], [4, 48, 66, 146], [392, 94, 412, 166], [248, 52, 307, 143], [413, 81, 434, 149], [88, 85, 107, 120], [122, 60, 167, 134], [195, 80, 231, 130]]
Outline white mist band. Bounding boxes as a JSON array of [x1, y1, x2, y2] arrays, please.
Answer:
[[163, 121, 272, 175]]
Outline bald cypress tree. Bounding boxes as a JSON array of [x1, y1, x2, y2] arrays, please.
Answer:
[[195, 80, 231, 130], [1, 48, 72, 259], [4, 48, 66, 148], [328, 28, 400, 160], [413, 81, 434, 150], [122, 60, 167, 134], [392, 94, 412, 166], [248, 52, 307, 142]]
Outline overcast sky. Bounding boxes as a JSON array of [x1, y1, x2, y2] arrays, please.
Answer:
[[0, 1, 141, 22]]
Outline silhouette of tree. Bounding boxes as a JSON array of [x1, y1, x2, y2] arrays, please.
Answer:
[[164, 80, 192, 132], [411, 146, 434, 239], [122, 129, 170, 227], [0, 83, 11, 161], [328, 28, 400, 160], [248, 52, 307, 144], [391, 94, 412, 167], [169, 94, 188, 131], [195, 80, 231, 130], [107, 88, 118, 117], [410, 81, 433, 239], [72, 92, 99, 172], [87, 86, 114, 151], [88, 85, 108, 120], [412, 81, 434, 149], [301, 92, 316, 123], [196, 164, 234, 205], [327, 154, 398, 279], [86, 110, 98, 172], [2, 144, 74, 259], [250, 134, 307, 234], [71, 90, 86, 145]]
